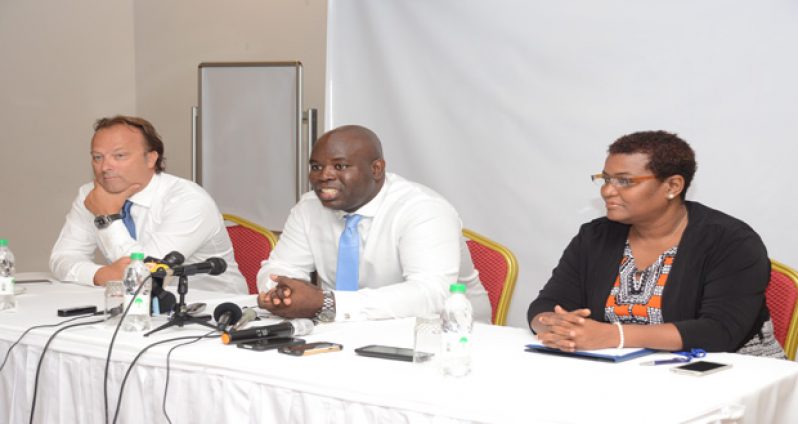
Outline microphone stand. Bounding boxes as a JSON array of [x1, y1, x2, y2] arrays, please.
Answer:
[[144, 275, 216, 337]]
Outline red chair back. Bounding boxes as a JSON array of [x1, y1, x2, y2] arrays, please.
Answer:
[[464, 229, 518, 325], [766, 260, 798, 359], [223, 214, 278, 295]]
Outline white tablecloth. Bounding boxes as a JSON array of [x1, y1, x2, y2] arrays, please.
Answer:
[[2, 282, 798, 423]]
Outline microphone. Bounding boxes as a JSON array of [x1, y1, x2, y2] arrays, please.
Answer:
[[231, 307, 258, 332], [221, 319, 314, 345], [213, 302, 243, 330], [145, 251, 185, 315], [145, 251, 185, 267], [145, 251, 185, 274], [158, 258, 227, 277]]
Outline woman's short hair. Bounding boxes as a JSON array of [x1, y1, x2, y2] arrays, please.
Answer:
[[94, 115, 165, 173], [608, 131, 696, 199]]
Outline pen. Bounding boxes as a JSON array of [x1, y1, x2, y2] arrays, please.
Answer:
[[640, 348, 707, 366], [640, 357, 691, 366]]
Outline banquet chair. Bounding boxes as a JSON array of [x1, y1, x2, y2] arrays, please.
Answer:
[[224, 214, 279, 295], [463, 228, 518, 326], [766, 259, 798, 360]]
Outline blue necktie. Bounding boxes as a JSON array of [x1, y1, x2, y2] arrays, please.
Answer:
[[335, 214, 363, 291], [122, 200, 137, 239]]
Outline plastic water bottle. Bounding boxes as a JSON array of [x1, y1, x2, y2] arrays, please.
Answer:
[[440, 283, 473, 377], [122, 252, 151, 331], [0, 239, 16, 312]]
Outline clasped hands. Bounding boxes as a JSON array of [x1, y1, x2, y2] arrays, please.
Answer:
[[257, 275, 324, 318], [534, 305, 619, 352]]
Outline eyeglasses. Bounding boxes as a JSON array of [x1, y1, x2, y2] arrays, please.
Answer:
[[591, 173, 657, 188]]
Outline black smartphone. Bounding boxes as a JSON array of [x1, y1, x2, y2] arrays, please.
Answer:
[[670, 360, 732, 376], [236, 337, 305, 351], [278, 342, 343, 356], [354, 344, 427, 362], [57, 305, 98, 317]]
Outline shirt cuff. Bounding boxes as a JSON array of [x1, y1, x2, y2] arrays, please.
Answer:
[[75, 262, 103, 286], [332, 290, 367, 322]]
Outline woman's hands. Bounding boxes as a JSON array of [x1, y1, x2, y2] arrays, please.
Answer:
[[532, 305, 619, 352]]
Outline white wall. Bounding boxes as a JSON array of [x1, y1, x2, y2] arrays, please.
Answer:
[[327, 0, 798, 327], [0, 0, 327, 272], [0, 0, 137, 272], [132, 0, 327, 181]]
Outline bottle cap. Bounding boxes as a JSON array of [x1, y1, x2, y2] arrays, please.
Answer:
[[0, 239, 7, 247], [449, 283, 467, 293], [130, 252, 145, 260]]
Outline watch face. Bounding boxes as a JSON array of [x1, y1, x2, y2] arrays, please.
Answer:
[[94, 216, 110, 229]]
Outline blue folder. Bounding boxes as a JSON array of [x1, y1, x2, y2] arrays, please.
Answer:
[[525, 344, 656, 363]]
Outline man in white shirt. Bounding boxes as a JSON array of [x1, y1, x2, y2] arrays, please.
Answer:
[[50, 115, 247, 293], [257, 125, 490, 322]]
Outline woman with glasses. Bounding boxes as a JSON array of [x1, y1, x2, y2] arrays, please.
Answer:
[[527, 131, 784, 357]]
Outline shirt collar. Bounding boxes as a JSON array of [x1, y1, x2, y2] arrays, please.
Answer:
[[128, 172, 161, 208], [334, 173, 391, 220]]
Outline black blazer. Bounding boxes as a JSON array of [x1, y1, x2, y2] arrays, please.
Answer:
[[528, 201, 770, 352]]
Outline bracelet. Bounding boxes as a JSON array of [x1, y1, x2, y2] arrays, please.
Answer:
[[614, 321, 624, 349]]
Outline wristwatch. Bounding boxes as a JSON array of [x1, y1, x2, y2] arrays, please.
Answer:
[[94, 214, 123, 230], [314, 290, 336, 323]]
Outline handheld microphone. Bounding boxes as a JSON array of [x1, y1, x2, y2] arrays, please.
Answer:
[[221, 319, 314, 345], [231, 307, 258, 332], [213, 302, 243, 330], [157, 258, 227, 277]]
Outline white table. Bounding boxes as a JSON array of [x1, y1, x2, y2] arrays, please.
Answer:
[[2, 282, 798, 423]]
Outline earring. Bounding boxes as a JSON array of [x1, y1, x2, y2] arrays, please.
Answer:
[[667, 193, 675, 200]]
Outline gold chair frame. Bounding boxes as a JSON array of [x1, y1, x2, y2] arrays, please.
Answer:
[[463, 228, 519, 326], [223, 214, 279, 249]]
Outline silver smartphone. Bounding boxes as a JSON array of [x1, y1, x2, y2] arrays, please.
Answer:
[[670, 360, 731, 376]]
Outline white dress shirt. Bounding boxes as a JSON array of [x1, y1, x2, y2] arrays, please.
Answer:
[[257, 173, 491, 322], [50, 173, 247, 293]]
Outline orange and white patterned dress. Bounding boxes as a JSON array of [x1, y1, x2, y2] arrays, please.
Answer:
[[605, 242, 676, 325]]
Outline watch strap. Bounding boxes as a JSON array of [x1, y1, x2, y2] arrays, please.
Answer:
[[94, 213, 123, 229], [314, 290, 336, 323]]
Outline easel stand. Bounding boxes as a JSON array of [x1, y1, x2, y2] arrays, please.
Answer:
[[144, 275, 216, 337]]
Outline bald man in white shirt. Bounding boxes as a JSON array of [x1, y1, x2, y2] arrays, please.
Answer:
[[50, 115, 246, 293], [257, 125, 490, 322]]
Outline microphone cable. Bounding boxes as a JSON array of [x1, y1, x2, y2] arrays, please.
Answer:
[[162, 330, 218, 424], [111, 330, 218, 424], [0, 313, 98, 373], [103, 273, 152, 424], [28, 316, 105, 424]]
